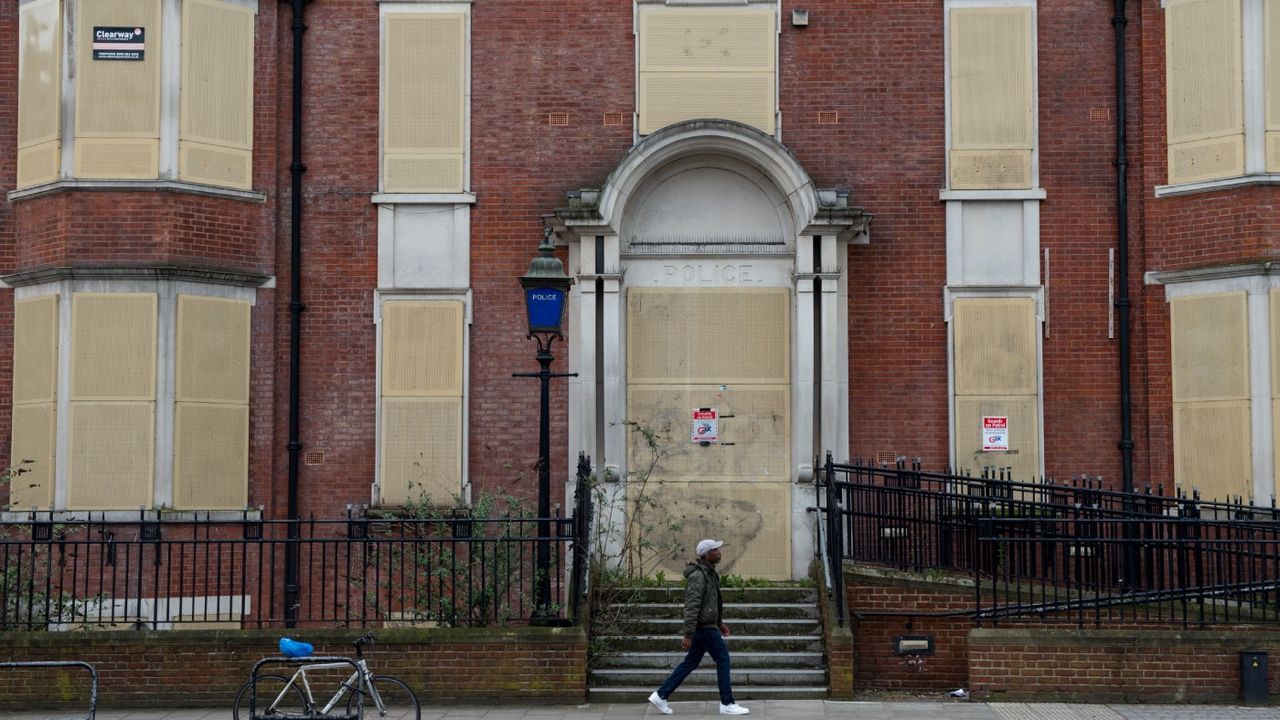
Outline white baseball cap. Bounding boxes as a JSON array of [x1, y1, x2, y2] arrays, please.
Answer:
[[696, 539, 724, 557]]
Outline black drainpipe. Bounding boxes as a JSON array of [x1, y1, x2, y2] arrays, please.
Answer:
[[284, 0, 309, 628], [1112, 0, 1134, 496]]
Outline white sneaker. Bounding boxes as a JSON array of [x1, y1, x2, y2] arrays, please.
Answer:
[[648, 691, 673, 715], [719, 703, 750, 715]]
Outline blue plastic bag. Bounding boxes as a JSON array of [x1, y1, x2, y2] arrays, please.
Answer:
[[279, 637, 314, 658]]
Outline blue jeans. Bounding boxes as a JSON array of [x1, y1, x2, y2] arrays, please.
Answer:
[[656, 626, 734, 705]]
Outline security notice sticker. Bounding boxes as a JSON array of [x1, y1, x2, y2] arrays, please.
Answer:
[[93, 27, 146, 61], [982, 416, 1009, 452], [692, 408, 718, 443]]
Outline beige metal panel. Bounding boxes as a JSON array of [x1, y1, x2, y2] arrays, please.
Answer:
[[179, 142, 252, 189], [953, 395, 1040, 482], [626, 384, 790, 482], [953, 298, 1038, 396], [9, 403, 56, 510], [1273, 289, 1280, 398], [1173, 400, 1252, 501], [949, 149, 1033, 190], [380, 397, 461, 506], [71, 293, 158, 401], [1275, 398, 1280, 501], [1166, 0, 1244, 183], [67, 402, 154, 509], [382, 301, 463, 397], [626, 481, 790, 581], [1268, 0, 1280, 172], [1170, 292, 1249, 402], [628, 288, 789, 385], [17, 0, 61, 189], [75, 0, 162, 137], [173, 402, 248, 509], [176, 295, 250, 404], [74, 138, 160, 179], [639, 8, 775, 72], [638, 72, 776, 136], [17, 142, 61, 188], [382, 13, 465, 193], [382, 156, 464, 194], [1168, 136, 1246, 184], [950, 7, 1033, 151], [180, 0, 253, 149], [13, 295, 59, 405]]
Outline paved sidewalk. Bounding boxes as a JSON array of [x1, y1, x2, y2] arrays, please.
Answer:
[[2, 701, 1280, 720]]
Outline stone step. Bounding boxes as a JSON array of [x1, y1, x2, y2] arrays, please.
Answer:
[[590, 667, 827, 688], [593, 651, 824, 669], [612, 602, 820, 620], [617, 585, 819, 605], [593, 634, 823, 653], [612, 617, 821, 635], [587, 686, 829, 703]]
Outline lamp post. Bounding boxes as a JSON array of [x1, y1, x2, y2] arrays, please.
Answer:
[[514, 227, 576, 623]]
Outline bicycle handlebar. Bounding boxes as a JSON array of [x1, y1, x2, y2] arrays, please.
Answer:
[[353, 633, 375, 657]]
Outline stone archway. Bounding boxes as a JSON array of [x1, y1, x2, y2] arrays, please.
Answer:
[[549, 120, 870, 580]]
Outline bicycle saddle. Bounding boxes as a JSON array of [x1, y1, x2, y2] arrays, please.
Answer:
[[279, 637, 314, 658]]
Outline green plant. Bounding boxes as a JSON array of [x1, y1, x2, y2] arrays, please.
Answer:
[[585, 419, 686, 668], [361, 482, 532, 627], [0, 465, 98, 631]]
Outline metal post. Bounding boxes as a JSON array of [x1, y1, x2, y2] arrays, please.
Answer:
[[536, 341, 553, 617], [515, 333, 577, 623]]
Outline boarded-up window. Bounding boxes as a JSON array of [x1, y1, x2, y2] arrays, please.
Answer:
[[17, 0, 62, 189], [952, 298, 1041, 481], [9, 296, 59, 509], [1165, 0, 1245, 183], [173, 296, 250, 509], [379, 301, 464, 505], [1267, 0, 1280, 172], [1171, 292, 1251, 500], [68, 293, 157, 509], [948, 7, 1034, 189], [75, 0, 162, 179], [637, 6, 776, 136], [381, 12, 466, 193], [180, 0, 255, 189]]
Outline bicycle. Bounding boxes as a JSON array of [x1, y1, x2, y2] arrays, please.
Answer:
[[233, 633, 420, 720]]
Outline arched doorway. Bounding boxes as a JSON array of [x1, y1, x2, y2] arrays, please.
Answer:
[[549, 120, 869, 580]]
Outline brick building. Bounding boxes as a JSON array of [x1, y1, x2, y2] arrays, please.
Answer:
[[2, 0, 1277, 583]]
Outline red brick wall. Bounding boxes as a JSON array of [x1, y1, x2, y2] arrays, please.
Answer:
[[970, 628, 1280, 703], [845, 570, 972, 692], [0, 627, 586, 708]]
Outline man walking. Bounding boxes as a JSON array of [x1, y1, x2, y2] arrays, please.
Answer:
[[648, 539, 749, 716]]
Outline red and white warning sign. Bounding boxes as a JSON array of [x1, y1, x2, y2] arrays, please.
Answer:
[[691, 408, 719, 443], [982, 416, 1009, 452]]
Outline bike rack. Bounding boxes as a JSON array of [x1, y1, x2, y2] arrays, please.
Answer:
[[0, 660, 98, 720], [249, 656, 363, 720]]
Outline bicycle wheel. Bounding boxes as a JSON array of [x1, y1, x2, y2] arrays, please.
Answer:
[[345, 675, 420, 720], [233, 673, 309, 720]]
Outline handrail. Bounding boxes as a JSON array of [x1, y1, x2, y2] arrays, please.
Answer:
[[0, 661, 98, 720]]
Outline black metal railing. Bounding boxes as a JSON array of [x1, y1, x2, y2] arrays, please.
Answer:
[[815, 454, 1280, 627], [1, 456, 595, 630]]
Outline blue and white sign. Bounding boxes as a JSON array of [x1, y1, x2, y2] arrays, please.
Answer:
[[525, 287, 567, 333]]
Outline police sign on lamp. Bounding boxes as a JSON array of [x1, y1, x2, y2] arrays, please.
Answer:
[[519, 228, 573, 337]]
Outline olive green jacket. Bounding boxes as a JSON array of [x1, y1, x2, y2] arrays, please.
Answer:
[[681, 559, 723, 637]]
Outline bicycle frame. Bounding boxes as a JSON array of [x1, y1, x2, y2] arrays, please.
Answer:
[[262, 658, 384, 717]]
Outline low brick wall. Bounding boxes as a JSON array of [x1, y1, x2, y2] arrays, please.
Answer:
[[842, 563, 1280, 703], [0, 626, 587, 709], [845, 566, 972, 692], [969, 628, 1280, 703]]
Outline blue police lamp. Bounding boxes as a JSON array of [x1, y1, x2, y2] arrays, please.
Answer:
[[519, 228, 573, 338], [515, 225, 576, 624]]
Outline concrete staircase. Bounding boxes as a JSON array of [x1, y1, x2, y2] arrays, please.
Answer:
[[588, 583, 828, 702]]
